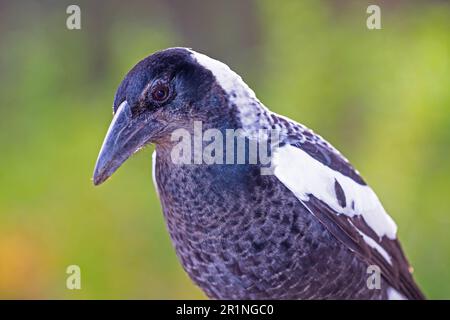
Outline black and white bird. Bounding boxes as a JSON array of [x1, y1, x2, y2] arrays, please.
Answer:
[[93, 47, 424, 300]]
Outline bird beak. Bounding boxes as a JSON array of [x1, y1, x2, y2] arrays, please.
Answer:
[[93, 100, 152, 186]]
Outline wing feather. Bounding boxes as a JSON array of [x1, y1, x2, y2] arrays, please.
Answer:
[[271, 118, 424, 299]]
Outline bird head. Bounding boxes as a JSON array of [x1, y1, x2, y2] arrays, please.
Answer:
[[92, 47, 243, 185]]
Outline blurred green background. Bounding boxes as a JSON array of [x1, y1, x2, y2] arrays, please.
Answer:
[[0, 0, 449, 299]]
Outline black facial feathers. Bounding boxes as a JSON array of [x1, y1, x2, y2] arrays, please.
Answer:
[[112, 48, 214, 114]]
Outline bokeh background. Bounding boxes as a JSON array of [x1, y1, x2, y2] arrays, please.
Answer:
[[0, 0, 449, 299]]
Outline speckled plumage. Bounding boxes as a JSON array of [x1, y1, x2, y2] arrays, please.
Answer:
[[93, 47, 424, 300], [155, 147, 388, 299]]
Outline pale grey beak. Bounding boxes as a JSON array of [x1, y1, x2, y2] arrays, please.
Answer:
[[93, 101, 152, 185]]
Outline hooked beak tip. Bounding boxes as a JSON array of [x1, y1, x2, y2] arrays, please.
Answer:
[[92, 168, 107, 186], [92, 175, 103, 186], [92, 158, 112, 186]]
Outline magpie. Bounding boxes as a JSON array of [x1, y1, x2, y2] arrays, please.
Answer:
[[93, 47, 424, 300]]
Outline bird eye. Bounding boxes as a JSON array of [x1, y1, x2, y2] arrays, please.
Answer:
[[151, 83, 170, 102]]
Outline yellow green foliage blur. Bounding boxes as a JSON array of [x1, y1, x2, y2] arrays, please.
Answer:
[[0, 0, 449, 299]]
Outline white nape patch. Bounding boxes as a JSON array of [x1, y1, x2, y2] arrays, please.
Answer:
[[152, 150, 159, 198], [387, 287, 407, 300], [188, 49, 263, 128], [188, 49, 256, 99], [272, 145, 398, 241]]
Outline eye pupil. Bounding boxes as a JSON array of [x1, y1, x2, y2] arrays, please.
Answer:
[[152, 84, 169, 101]]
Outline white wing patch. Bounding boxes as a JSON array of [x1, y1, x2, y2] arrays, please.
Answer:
[[348, 221, 392, 264], [387, 287, 407, 300], [272, 144, 398, 241]]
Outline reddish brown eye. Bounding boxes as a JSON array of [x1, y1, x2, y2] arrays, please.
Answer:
[[151, 83, 169, 102]]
